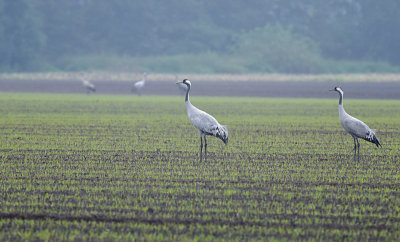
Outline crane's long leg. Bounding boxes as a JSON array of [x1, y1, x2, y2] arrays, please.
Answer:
[[356, 138, 360, 162], [199, 136, 203, 161], [352, 136, 357, 161], [204, 136, 207, 161]]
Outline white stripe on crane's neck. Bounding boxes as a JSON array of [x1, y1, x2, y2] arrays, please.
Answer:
[[337, 88, 343, 105], [184, 83, 195, 118], [337, 88, 347, 118], [185, 83, 191, 103]]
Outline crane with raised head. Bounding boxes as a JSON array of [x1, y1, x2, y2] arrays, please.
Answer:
[[176, 79, 228, 161], [131, 72, 147, 95], [330, 86, 381, 161]]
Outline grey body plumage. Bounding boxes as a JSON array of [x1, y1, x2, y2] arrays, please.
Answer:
[[330, 86, 381, 161], [176, 79, 228, 161], [81, 78, 96, 94], [132, 72, 147, 95]]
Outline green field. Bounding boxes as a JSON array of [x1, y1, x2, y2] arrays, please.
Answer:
[[0, 93, 399, 241]]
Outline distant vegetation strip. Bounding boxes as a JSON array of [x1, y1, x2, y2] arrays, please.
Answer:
[[2, 72, 400, 83]]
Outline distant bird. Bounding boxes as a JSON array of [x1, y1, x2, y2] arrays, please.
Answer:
[[176, 75, 187, 95], [80, 78, 96, 94], [176, 79, 228, 161], [330, 86, 381, 161], [131, 72, 147, 95]]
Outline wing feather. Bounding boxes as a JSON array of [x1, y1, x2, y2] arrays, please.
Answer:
[[189, 108, 219, 134], [342, 116, 369, 137], [186, 102, 228, 144]]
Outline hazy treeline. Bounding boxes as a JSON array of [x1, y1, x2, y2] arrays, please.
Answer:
[[1, 0, 400, 73]]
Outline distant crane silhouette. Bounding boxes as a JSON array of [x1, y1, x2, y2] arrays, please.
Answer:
[[330, 86, 381, 161], [176, 79, 228, 161], [131, 72, 147, 95], [81, 78, 96, 94]]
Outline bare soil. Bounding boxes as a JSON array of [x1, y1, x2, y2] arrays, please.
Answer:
[[1, 79, 400, 99]]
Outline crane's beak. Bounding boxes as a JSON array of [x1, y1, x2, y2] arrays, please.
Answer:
[[176, 81, 183, 84], [329, 88, 335, 91]]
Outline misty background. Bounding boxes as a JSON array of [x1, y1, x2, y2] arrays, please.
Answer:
[[1, 0, 400, 74]]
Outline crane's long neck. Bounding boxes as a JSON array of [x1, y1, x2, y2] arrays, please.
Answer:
[[337, 90, 346, 117], [184, 84, 195, 117], [185, 84, 191, 103], [338, 90, 343, 105]]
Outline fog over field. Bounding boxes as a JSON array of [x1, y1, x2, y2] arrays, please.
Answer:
[[1, 0, 400, 73]]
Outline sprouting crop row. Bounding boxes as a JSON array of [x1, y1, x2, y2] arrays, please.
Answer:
[[0, 93, 399, 241]]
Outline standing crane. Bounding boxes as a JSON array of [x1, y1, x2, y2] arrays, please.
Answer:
[[330, 86, 381, 161], [80, 78, 96, 94], [176, 79, 228, 161], [131, 72, 147, 95]]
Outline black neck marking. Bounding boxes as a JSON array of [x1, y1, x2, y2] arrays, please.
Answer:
[[185, 84, 190, 102]]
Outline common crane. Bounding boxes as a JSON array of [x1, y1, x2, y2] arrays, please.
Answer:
[[131, 72, 147, 95], [330, 86, 381, 161], [176, 79, 228, 161], [80, 78, 96, 94]]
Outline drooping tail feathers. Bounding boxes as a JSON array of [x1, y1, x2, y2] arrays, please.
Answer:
[[215, 125, 228, 145], [364, 130, 382, 147], [371, 134, 381, 147]]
